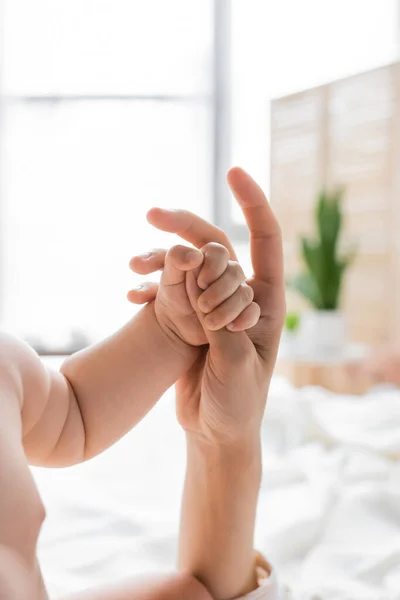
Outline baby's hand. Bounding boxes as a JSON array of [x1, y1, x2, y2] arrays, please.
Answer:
[[128, 242, 260, 347]]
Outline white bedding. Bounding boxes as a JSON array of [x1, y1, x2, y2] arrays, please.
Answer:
[[33, 365, 400, 600]]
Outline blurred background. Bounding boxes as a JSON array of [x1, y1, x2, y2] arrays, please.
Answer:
[[2, 3, 400, 597], [1, 0, 399, 358]]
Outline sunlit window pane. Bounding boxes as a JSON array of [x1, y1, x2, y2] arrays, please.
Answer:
[[4, 0, 213, 96], [3, 101, 211, 345]]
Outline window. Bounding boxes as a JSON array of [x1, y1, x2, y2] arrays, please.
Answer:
[[2, 1, 399, 350], [226, 0, 400, 238], [1, 0, 215, 350]]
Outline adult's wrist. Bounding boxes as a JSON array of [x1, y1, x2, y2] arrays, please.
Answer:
[[180, 433, 262, 599], [185, 431, 262, 482]]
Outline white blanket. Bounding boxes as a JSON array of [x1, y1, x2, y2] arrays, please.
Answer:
[[32, 373, 400, 600]]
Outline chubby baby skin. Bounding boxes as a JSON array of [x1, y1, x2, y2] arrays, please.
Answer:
[[0, 245, 253, 600], [0, 168, 285, 600], [0, 243, 253, 600]]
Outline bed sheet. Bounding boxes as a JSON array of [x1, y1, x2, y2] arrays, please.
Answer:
[[34, 360, 400, 600]]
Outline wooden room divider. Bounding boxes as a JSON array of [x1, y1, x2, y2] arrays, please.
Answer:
[[270, 62, 400, 344]]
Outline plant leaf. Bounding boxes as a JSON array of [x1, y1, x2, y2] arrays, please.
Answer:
[[292, 187, 355, 310], [316, 188, 342, 251], [287, 273, 323, 309], [285, 312, 300, 332]]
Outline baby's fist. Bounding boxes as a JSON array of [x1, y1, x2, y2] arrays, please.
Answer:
[[128, 243, 259, 347]]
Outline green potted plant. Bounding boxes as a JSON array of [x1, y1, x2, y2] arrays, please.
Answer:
[[285, 311, 300, 334], [287, 189, 355, 357], [280, 311, 301, 357]]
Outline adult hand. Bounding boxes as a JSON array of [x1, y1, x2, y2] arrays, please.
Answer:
[[177, 167, 285, 444], [130, 168, 285, 599], [130, 167, 285, 444]]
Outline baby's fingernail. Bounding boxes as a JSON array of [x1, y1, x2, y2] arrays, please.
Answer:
[[137, 252, 152, 259], [197, 279, 208, 290], [133, 284, 145, 291], [198, 297, 210, 312], [206, 318, 219, 330], [186, 250, 202, 263], [226, 322, 236, 331]]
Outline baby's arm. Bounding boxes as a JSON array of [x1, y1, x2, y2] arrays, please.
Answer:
[[0, 299, 196, 468], [7, 230, 252, 467], [7, 211, 247, 466], [0, 335, 214, 600]]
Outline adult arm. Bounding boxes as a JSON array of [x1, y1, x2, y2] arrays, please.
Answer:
[[180, 436, 262, 599], [167, 168, 285, 599]]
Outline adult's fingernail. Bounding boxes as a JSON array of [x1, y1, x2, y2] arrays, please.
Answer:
[[132, 283, 145, 291]]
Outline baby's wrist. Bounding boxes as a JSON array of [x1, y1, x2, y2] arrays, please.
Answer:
[[149, 301, 198, 363]]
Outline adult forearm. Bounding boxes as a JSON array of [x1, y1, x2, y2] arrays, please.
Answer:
[[179, 434, 262, 600], [61, 302, 197, 459]]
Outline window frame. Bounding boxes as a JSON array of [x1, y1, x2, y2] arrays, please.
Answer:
[[211, 0, 249, 243]]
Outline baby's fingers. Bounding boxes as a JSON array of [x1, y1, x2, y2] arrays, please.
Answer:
[[197, 242, 230, 290], [203, 283, 254, 331], [127, 282, 159, 304], [162, 245, 204, 286], [129, 249, 167, 275], [226, 302, 261, 331], [197, 261, 246, 313]]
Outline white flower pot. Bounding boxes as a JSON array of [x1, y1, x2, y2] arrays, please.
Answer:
[[299, 310, 346, 359], [280, 329, 299, 358]]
